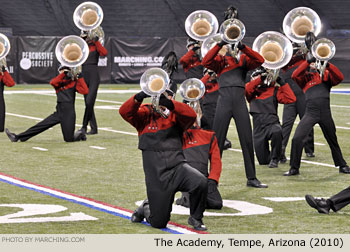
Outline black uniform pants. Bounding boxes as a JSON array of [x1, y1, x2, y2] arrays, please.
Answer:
[[142, 151, 207, 228], [213, 87, 256, 179], [0, 84, 5, 132], [17, 103, 77, 142], [290, 99, 347, 170], [329, 186, 350, 212], [201, 91, 219, 130], [253, 115, 282, 165], [82, 65, 100, 131], [282, 96, 314, 154]]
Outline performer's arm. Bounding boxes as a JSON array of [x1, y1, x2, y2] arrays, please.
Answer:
[[179, 50, 196, 69], [202, 44, 225, 74], [245, 76, 263, 103], [76, 77, 89, 95], [50, 72, 66, 88], [172, 100, 197, 130], [119, 95, 148, 131], [277, 83, 296, 104], [208, 134, 222, 184], [95, 40, 107, 56], [2, 71, 15, 87], [241, 45, 265, 70], [291, 60, 308, 88], [325, 63, 344, 86]]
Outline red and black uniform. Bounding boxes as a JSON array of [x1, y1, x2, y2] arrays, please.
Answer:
[[182, 126, 222, 209], [200, 74, 219, 130], [280, 55, 314, 157], [180, 49, 203, 79], [15, 73, 88, 142], [81, 40, 107, 133], [290, 61, 347, 171], [0, 70, 15, 132], [202, 44, 264, 180], [245, 77, 296, 165], [119, 96, 207, 228]]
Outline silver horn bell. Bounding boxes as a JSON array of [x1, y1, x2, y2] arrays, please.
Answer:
[[185, 10, 219, 41], [140, 68, 171, 118]]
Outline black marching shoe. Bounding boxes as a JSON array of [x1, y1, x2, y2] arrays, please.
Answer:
[[131, 199, 150, 223], [247, 178, 268, 188], [283, 168, 299, 176], [87, 129, 98, 135], [305, 195, 330, 214], [5, 128, 18, 142], [268, 159, 278, 168], [175, 193, 190, 208], [279, 154, 287, 164], [223, 138, 232, 150], [339, 165, 350, 174], [306, 152, 315, 158], [188, 216, 207, 231]]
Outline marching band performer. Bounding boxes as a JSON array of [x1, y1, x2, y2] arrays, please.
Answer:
[[5, 66, 88, 142], [0, 62, 15, 132], [180, 38, 203, 80], [245, 68, 296, 168], [284, 52, 350, 176], [201, 9, 267, 188], [279, 34, 316, 163], [79, 31, 107, 135], [119, 89, 208, 231]]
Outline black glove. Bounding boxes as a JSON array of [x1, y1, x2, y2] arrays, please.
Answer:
[[192, 46, 201, 52], [306, 53, 316, 64], [326, 62, 330, 68], [276, 76, 286, 86], [237, 41, 245, 50], [208, 179, 218, 194], [134, 91, 150, 102], [93, 36, 99, 43], [77, 72, 83, 79], [218, 40, 228, 48], [1, 65, 6, 72], [260, 73, 267, 82], [159, 95, 174, 110], [64, 70, 73, 80]]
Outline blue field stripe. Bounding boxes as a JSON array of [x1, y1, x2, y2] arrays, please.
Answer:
[[0, 177, 182, 234], [331, 90, 350, 94]]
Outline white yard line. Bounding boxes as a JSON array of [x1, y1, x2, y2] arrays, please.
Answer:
[[32, 147, 48, 151], [89, 146, 106, 150]]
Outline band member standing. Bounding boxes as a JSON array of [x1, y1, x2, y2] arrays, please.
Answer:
[[200, 68, 219, 130], [119, 91, 208, 231], [280, 40, 315, 163], [79, 32, 107, 135], [245, 69, 296, 168], [5, 66, 88, 142], [0, 63, 15, 132], [180, 38, 203, 80], [284, 54, 350, 176], [202, 38, 267, 188]]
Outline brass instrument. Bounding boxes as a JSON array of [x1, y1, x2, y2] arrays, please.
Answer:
[[283, 7, 321, 54], [140, 68, 171, 118], [55, 35, 89, 78], [185, 10, 219, 41], [179, 78, 205, 126], [73, 1, 105, 45], [311, 38, 336, 78], [253, 31, 293, 85], [219, 18, 245, 59], [0, 33, 10, 73]]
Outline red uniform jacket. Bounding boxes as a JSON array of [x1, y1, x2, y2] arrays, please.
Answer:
[[245, 76, 296, 114], [119, 96, 196, 151], [291, 60, 343, 101], [202, 44, 264, 88], [89, 41, 107, 56], [200, 74, 219, 95], [180, 49, 201, 72], [0, 70, 15, 87], [183, 127, 222, 183], [50, 72, 89, 95]]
